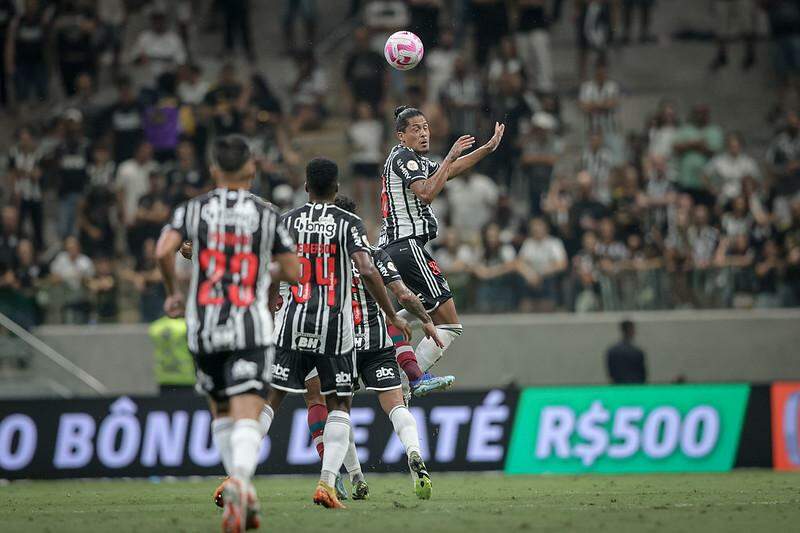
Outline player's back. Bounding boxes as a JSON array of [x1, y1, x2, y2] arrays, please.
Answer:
[[352, 247, 399, 352], [275, 202, 370, 355], [173, 187, 290, 355]]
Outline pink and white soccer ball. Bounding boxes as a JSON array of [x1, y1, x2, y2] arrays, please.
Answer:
[[384, 31, 424, 71]]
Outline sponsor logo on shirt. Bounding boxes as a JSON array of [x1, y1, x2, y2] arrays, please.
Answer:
[[294, 216, 337, 238]]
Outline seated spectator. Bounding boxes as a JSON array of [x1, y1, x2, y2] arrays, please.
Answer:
[[446, 171, 499, 244], [177, 64, 210, 106], [12, 238, 44, 327], [519, 113, 562, 216], [117, 141, 158, 231], [570, 230, 602, 311], [516, 217, 567, 311], [8, 126, 44, 251], [290, 51, 328, 133], [672, 104, 724, 206], [49, 236, 94, 324], [344, 27, 387, 111], [127, 172, 171, 263], [721, 195, 754, 238], [77, 182, 116, 259], [473, 222, 518, 313], [595, 217, 630, 274], [122, 238, 164, 323], [86, 255, 118, 323], [705, 132, 761, 206], [569, 170, 610, 245], [640, 154, 676, 234], [128, 8, 186, 86]]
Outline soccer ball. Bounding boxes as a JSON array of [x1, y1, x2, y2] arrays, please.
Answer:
[[384, 31, 424, 71]]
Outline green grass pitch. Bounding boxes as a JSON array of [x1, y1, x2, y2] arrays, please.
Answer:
[[2, 471, 799, 532]]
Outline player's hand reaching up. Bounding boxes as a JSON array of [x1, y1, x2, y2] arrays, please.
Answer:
[[422, 322, 445, 348], [445, 135, 476, 162], [485, 122, 505, 153], [164, 292, 185, 318], [389, 314, 413, 342]]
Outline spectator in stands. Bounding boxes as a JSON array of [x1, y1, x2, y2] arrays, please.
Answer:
[[87, 143, 116, 189], [408, 0, 441, 48], [520, 112, 562, 214], [571, 230, 602, 311], [514, 0, 554, 92], [688, 204, 721, 306], [344, 27, 387, 111], [102, 76, 144, 164], [441, 55, 483, 146], [222, 0, 255, 62], [705, 132, 761, 206], [8, 126, 44, 251], [55, 110, 91, 240], [575, 0, 612, 80], [489, 71, 530, 187], [569, 170, 609, 245], [283, 0, 316, 53], [177, 64, 209, 106], [96, 0, 125, 75], [580, 130, 615, 205], [672, 104, 724, 206], [347, 102, 385, 222], [517, 217, 568, 311], [473, 222, 518, 312], [0, 0, 16, 108], [127, 171, 170, 263], [426, 28, 458, 105], [640, 154, 676, 234], [12, 238, 43, 327], [143, 73, 181, 163], [53, 1, 97, 96], [605, 319, 647, 384], [487, 36, 524, 94], [766, 110, 800, 227], [447, 171, 500, 244], [721, 195, 755, 238], [166, 140, 207, 206], [785, 227, 800, 305], [5, 0, 52, 110], [290, 50, 327, 133], [125, 238, 164, 323], [128, 8, 186, 86], [753, 239, 784, 307], [470, 0, 509, 65], [0, 205, 19, 268], [116, 141, 157, 232], [579, 60, 621, 159], [77, 181, 116, 259], [86, 255, 118, 323], [49, 235, 94, 324], [596, 217, 630, 275], [647, 100, 679, 161], [621, 0, 655, 44], [763, 0, 800, 111], [709, 0, 757, 71]]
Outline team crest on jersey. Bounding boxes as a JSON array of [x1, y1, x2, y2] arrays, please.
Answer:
[[354, 335, 366, 350], [406, 160, 419, 171], [295, 332, 321, 351], [294, 215, 336, 238], [200, 196, 260, 232]]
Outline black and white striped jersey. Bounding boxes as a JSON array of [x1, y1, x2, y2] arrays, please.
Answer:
[[275, 202, 371, 355], [169, 188, 294, 355], [352, 247, 402, 352], [379, 144, 440, 246]]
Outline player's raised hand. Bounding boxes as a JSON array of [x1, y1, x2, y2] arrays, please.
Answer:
[[422, 322, 445, 348], [179, 241, 193, 260], [389, 314, 413, 342], [445, 134, 476, 162], [164, 292, 185, 318], [485, 122, 505, 153]]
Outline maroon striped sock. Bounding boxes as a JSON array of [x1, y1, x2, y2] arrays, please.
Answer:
[[388, 324, 423, 382], [307, 403, 327, 459]]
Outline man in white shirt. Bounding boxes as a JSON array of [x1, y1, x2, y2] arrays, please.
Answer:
[[516, 217, 567, 311], [446, 171, 499, 243], [128, 9, 187, 85], [116, 142, 157, 228], [704, 132, 761, 205]]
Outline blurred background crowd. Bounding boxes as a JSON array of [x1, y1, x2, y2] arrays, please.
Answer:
[[0, 0, 799, 327]]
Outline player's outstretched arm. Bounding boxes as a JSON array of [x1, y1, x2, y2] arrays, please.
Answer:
[[352, 251, 412, 341], [156, 227, 185, 318], [447, 122, 505, 179], [410, 134, 475, 204], [386, 280, 444, 348]]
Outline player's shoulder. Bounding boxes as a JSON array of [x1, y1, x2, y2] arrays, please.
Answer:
[[328, 204, 365, 225], [281, 203, 309, 220]]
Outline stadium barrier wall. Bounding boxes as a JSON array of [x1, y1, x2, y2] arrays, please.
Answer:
[[0, 389, 517, 480], [771, 382, 800, 471], [34, 309, 800, 395], [0, 384, 779, 479]]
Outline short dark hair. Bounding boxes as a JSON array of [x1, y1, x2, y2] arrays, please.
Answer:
[[212, 135, 252, 173], [395, 105, 424, 132], [306, 157, 338, 196], [334, 195, 357, 214], [620, 320, 635, 337]]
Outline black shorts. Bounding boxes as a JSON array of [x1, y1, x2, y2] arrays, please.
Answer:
[[357, 347, 403, 391], [193, 346, 274, 402], [383, 237, 453, 312], [271, 346, 355, 397]]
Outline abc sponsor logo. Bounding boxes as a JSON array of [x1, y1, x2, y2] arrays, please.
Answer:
[[271, 363, 290, 381], [335, 372, 352, 385], [375, 367, 395, 381]]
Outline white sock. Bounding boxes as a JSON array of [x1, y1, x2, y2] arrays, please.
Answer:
[[230, 419, 263, 482], [319, 410, 350, 487], [259, 404, 274, 438], [415, 324, 463, 371], [211, 417, 234, 475], [342, 424, 364, 483], [389, 405, 421, 458]]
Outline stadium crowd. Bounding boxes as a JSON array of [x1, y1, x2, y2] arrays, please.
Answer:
[[1, 0, 800, 326]]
